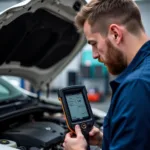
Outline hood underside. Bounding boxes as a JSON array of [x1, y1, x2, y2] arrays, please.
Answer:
[[0, 0, 86, 90]]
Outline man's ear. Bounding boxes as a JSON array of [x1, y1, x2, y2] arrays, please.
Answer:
[[107, 24, 123, 45]]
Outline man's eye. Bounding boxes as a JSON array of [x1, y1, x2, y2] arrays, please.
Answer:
[[92, 43, 96, 46], [91, 43, 95, 45]]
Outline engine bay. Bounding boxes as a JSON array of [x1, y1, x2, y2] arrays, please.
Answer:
[[0, 103, 69, 150], [0, 102, 103, 150], [1, 122, 65, 150]]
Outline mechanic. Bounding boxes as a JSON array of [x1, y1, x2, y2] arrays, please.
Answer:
[[63, 0, 150, 150]]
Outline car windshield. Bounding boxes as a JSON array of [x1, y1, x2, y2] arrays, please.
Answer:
[[0, 77, 23, 101], [0, 76, 61, 106]]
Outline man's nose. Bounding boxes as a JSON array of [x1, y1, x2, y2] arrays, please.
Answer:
[[92, 50, 99, 59]]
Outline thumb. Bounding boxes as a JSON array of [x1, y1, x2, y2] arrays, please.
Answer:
[[75, 125, 83, 137]]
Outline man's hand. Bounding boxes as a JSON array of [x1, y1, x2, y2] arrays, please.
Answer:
[[63, 125, 87, 150], [89, 126, 103, 147]]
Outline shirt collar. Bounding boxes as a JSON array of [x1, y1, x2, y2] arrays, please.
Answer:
[[110, 40, 150, 91]]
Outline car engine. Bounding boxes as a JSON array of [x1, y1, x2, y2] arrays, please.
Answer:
[[0, 101, 103, 150], [1, 122, 65, 150], [0, 102, 69, 150]]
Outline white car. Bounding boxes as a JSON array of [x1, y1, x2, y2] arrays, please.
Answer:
[[0, 0, 106, 149]]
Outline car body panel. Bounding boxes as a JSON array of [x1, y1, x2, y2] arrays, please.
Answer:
[[0, 0, 86, 90]]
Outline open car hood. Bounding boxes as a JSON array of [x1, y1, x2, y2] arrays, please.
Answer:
[[0, 0, 86, 90]]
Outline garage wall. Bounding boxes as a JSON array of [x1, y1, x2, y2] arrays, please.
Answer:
[[137, 1, 150, 36]]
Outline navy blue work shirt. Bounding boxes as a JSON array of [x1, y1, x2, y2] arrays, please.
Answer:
[[102, 40, 150, 150]]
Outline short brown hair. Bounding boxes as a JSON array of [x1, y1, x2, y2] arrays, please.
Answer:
[[75, 0, 144, 35]]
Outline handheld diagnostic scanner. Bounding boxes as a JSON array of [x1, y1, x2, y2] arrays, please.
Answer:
[[58, 85, 94, 141]]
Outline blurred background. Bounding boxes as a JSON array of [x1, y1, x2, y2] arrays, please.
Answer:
[[1, 0, 150, 113]]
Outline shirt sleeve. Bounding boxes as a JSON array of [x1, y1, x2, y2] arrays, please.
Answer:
[[110, 79, 150, 150]]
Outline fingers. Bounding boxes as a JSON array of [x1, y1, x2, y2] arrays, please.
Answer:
[[63, 132, 71, 149], [66, 132, 71, 138], [65, 132, 72, 142], [63, 142, 65, 147], [89, 126, 100, 136]]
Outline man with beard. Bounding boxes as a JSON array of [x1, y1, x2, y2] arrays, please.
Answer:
[[63, 0, 150, 150]]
